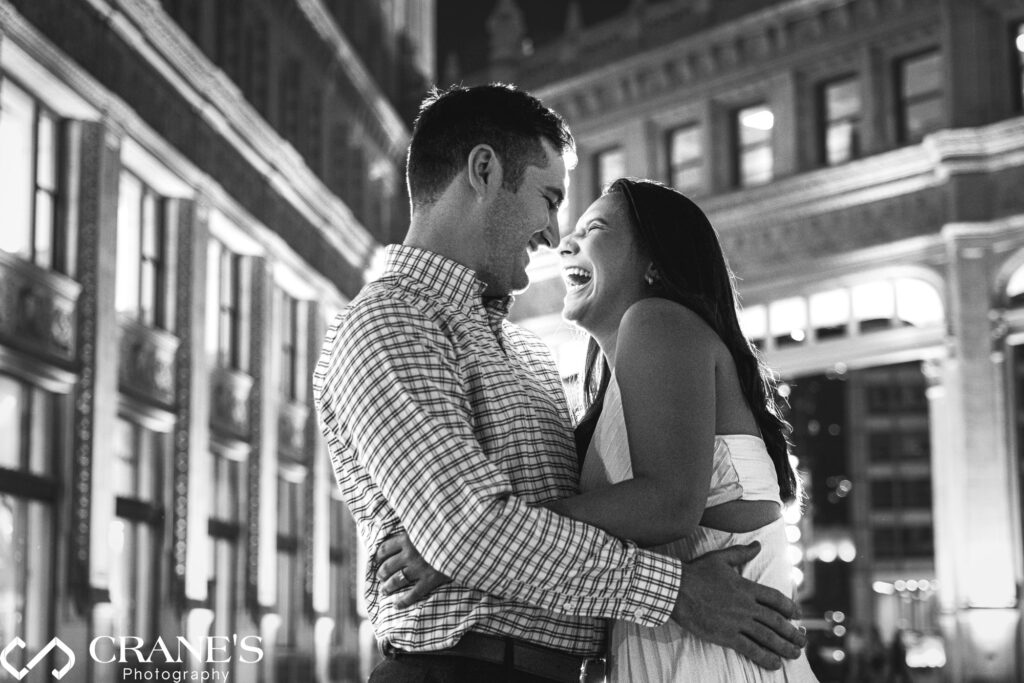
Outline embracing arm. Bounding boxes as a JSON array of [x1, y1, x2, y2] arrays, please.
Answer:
[[316, 299, 681, 626], [545, 299, 716, 547]]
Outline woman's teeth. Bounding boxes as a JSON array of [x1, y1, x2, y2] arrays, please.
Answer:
[[564, 266, 592, 290]]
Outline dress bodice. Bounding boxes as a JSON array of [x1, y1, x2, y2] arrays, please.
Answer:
[[578, 372, 782, 508]]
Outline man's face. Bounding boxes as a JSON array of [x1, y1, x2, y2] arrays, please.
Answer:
[[478, 140, 567, 297]]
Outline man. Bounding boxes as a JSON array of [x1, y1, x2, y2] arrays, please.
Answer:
[[312, 84, 806, 682]]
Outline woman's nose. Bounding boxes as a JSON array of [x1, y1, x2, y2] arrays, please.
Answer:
[[558, 233, 578, 255]]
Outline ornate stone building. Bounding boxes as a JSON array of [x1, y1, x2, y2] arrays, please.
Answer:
[[0, 0, 432, 680], [455, 0, 1024, 680]]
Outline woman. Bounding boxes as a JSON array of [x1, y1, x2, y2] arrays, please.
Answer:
[[380, 178, 817, 681]]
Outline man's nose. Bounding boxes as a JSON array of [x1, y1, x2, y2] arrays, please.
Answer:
[[538, 220, 559, 250]]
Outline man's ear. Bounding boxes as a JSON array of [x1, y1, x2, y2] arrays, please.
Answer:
[[466, 144, 502, 200]]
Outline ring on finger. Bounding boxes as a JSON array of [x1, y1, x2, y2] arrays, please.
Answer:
[[397, 568, 409, 586]]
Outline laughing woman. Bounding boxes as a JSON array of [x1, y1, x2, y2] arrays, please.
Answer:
[[380, 178, 817, 682]]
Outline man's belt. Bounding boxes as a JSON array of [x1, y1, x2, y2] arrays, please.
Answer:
[[386, 631, 607, 682]]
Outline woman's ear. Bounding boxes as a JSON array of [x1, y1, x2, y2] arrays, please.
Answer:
[[466, 144, 503, 201], [644, 263, 661, 287]]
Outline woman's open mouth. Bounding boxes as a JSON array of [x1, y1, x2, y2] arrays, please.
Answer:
[[563, 266, 593, 292]]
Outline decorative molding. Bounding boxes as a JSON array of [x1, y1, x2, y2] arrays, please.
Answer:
[[210, 366, 255, 441], [117, 316, 181, 409], [278, 399, 310, 460], [526, 0, 936, 124], [0, 251, 80, 367]]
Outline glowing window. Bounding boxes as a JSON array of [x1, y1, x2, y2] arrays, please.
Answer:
[[769, 297, 808, 345], [895, 278, 943, 327], [739, 304, 768, 343], [852, 281, 895, 332]]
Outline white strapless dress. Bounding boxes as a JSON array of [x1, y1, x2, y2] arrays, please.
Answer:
[[579, 373, 818, 682]]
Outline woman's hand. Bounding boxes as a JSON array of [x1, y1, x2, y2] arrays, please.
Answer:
[[375, 531, 452, 608]]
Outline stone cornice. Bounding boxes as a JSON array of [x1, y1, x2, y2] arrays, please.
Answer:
[[518, 0, 934, 123], [703, 115, 1024, 232]]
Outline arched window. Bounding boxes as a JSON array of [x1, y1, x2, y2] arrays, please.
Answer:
[[739, 276, 944, 350]]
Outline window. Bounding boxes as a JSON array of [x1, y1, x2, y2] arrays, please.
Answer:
[[593, 147, 625, 196], [208, 449, 244, 679], [0, 77, 63, 270], [207, 240, 248, 371], [872, 525, 934, 560], [1015, 23, 1024, 112], [280, 293, 308, 402], [0, 375, 58, 665], [896, 50, 943, 144], [276, 474, 303, 647], [116, 172, 168, 328], [819, 77, 862, 165], [667, 124, 703, 195], [109, 418, 165, 642], [328, 495, 352, 648], [870, 479, 932, 510], [734, 104, 774, 187]]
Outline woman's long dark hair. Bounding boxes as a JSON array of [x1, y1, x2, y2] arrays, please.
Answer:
[[575, 178, 799, 503]]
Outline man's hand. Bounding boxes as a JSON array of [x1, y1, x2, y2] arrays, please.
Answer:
[[375, 531, 452, 609], [672, 542, 807, 670]]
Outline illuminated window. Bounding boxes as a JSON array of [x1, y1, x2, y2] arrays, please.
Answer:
[[276, 473, 303, 647], [1016, 23, 1024, 112], [116, 172, 168, 328], [739, 304, 768, 349], [208, 449, 244, 678], [0, 77, 63, 270], [329, 495, 353, 649], [0, 375, 58, 663], [594, 147, 625, 196], [109, 418, 164, 643], [896, 50, 943, 144], [769, 297, 807, 348], [734, 104, 774, 187], [819, 77, 862, 166], [667, 124, 703, 195], [280, 293, 308, 402], [207, 240, 248, 371]]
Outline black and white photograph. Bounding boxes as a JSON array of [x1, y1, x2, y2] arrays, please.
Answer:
[[1, 0, 1022, 681]]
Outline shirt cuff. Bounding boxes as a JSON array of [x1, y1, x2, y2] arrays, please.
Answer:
[[619, 549, 683, 627]]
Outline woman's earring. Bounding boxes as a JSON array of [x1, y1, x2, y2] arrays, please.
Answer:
[[645, 269, 660, 287]]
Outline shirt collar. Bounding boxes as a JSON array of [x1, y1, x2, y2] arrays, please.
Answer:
[[382, 244, 514, 314]]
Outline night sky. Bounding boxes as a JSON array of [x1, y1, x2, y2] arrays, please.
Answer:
[[435, 0, 638, 80]]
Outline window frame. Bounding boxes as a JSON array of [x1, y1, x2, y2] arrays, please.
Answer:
[[817, 75, 862, 167], [117, 171, 169, 329], [731, 102, 774, 188], [665, 123, 704, 195], [0, 75, 65, 272], [894, 48, 944, 145]]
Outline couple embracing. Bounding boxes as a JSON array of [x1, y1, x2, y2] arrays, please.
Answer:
[[312, 83, 818, 682]]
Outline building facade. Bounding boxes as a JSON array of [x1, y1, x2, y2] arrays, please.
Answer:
[[0, 0, 432, 680], [462, 0, 1024, 680]]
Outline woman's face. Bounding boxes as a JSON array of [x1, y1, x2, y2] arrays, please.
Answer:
[[558, 192, 650, 336]]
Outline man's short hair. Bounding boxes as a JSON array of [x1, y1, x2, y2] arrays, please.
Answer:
[[406, 84, 575, 209]]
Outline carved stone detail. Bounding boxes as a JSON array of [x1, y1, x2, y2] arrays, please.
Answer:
[[0, 251, 81, 366], [210, 366, 255, 440], [278, 399, 309, 459], [117, 315, 181, 408], [723, 187, 946, 276]]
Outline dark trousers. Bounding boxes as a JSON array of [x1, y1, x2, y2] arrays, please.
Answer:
[[369, 654, 566, 683]]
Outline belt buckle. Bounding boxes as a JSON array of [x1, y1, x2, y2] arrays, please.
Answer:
[[578, 656, 607, 682]]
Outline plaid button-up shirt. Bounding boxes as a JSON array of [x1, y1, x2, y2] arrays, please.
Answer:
[[313, 245, 681, 655]]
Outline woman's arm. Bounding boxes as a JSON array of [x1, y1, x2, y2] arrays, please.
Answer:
[[544, 299, 716, 547]]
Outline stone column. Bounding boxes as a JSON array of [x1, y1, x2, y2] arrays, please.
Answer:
[[934, 223, 1020, 681], [72, 119, 121, 683]]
